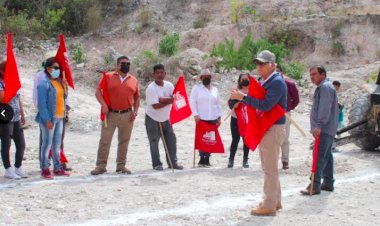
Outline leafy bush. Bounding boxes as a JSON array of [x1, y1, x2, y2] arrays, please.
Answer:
[[85, 5, 103, 33], [72, 42, 87, 64], [282, 61, 305, 82], [211, 33, 291, 71], [159, 32, 180, 57], [45, 8, 66, 35], [268, 26, 300, 49], [228, 0, 245, 24], [331, 41, 345, 56]]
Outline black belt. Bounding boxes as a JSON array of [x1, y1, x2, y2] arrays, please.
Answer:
[[109, 108, 132, 113]]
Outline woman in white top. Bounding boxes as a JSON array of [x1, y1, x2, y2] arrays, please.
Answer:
[[190, 69, 222, 167]]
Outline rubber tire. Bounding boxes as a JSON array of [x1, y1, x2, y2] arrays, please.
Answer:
[[348, 95, 380, 150]]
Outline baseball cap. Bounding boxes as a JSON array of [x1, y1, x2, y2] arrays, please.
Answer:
[[253, 50, 276, 63]]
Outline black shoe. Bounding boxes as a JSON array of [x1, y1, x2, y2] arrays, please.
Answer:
[[243, 158, 249, 168], [62, 163, 72, 171], [204, 156, 211, 168], [282, 162, 289, 170], [198, 157, 205, 167], [153, 165, 164, 171], [321, 183, 334, 192], [300, 184, 321, 195], [169, 164, 184, 170], [227, 158, 234, 168]]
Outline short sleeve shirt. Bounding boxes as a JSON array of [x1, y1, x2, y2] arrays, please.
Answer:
[[145, 81, 174, 122]]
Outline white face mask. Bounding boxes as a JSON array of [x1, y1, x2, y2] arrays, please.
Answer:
[[51, 69, 60, 79]]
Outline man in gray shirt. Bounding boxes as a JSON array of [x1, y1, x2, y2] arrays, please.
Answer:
[[301, 65, 338, 195]]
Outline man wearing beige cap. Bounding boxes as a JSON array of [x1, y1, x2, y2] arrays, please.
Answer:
[[231, 50, 287, 216]]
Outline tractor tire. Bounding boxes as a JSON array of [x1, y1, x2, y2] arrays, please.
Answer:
[[348, 95, 380, 150]]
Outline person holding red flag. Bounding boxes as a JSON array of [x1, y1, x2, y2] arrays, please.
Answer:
[[227, 73, 250, 168], [91, 56, 140, 175], [190, 69, 223, 167], [300, 66, 338, 195], [0, 61, 28, 179], [231, 50, 287, 216], [145, 64, 184, 171]]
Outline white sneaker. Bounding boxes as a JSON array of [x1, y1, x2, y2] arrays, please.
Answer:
[[15, 167, 28, 178], [4, 167, 21, 179]]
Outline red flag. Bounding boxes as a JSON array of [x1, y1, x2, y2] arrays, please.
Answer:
[[49, 149, 69, 163], [311, 136, 320, 173], [170, 75, 192, 124], [3, 32, 21, 104], [99, 71, 111, 121], [245, 77, 286, 151], [56, 34, 74, 89], [194, 121, 225, 153], [234, 102, 248, 136]]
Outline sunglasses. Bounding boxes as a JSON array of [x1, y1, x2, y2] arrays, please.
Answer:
[[50, 66, 60, 70], [120, 62, 131, 66]]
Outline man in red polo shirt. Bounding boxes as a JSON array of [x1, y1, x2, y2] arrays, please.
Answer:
[[91, 56, 140, 175]]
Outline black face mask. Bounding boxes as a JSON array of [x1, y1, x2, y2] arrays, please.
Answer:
[[120, 63, 130, 74], [202, 77, 211, 86], [240, 79, 250, 87]]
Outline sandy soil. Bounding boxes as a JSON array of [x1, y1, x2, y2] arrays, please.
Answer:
[[1, 67, 380, 226]]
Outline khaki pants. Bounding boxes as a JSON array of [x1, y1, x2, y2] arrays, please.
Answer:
[[259, 124, 285, 209], [95, 112, 134, 170], [281, 112, 291, 163]]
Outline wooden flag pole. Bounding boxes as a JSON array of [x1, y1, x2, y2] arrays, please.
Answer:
[[104, 116, 108, 128], [310, 173, 315, 196], [193, 149, 197, 168], [159, 122, 174, 173], [285, 113, 307, 137], [223, 111, 232, 121]]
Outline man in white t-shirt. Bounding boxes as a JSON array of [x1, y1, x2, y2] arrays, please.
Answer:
[[145, 64, 184, 171]]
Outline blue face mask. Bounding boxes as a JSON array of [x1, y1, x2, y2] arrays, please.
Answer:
[[51, 69, 60, 79]]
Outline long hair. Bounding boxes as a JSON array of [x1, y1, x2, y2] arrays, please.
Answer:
[[0, 61, 6, 79]]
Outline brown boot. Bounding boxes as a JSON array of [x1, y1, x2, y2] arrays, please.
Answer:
[[90, 167, 107, 175], [250, 206, 276, 216], [116, 167, 132, 174], [259, 201, 282, 210]]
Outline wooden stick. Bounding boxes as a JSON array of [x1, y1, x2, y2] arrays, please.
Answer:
[[223, 111, 232, 121], [159, 122, 174, 173], [285, 113, 307, 137], [310, 173, 315, 196], [104, 116, 108, 128], [193, 149, 196, 168]]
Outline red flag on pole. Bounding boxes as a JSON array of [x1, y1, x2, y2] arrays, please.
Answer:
[[234, 102, 248, 136], [311, 136, 320, 173], [3, 32, 21, 104], [99, 71, 111, 121], [244, 77, 286, 151], [194, 120, 225, 153], [56, 34, 74, 89], [170, 75, 192, 124]]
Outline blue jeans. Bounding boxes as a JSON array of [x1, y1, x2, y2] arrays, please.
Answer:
[[39, 119, 63, 170], [313, 132, 335, 189]]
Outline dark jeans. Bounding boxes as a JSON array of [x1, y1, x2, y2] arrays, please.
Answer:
[[229, 117, 249, 160], [0, 121, 25, 169], [199, 119, 219, 158], [313, 132, 335, 189], [145, 114, 178, 168]]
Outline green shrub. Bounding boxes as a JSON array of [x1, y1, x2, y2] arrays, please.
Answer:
[[331, 41, 345, 56], [331, 22, 343, 39], [134, 50, 159, 68], [268, 26, 300, 49], [72, 42, 87, 64], [1, 13, 29, 36], [282, 61, 305, 82], [159, 32, 180, 57], [210, 33, 292, 72], [137, 8, 153, 28], [228, 0, 245, 24], [85, 5, 102, 33], [45, 8, 66, 35]]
